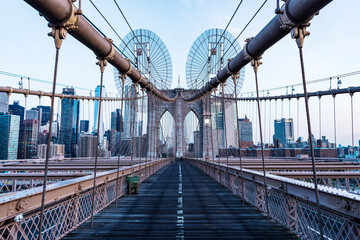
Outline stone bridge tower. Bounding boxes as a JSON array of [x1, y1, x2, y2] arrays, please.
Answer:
[[147, 88, 212, 158]]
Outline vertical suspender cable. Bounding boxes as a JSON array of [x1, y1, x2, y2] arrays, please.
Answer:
[[138, 90, 143, 173], [254, 99, 258, 145], [251, 56, 270, 226], [23, 94, 28, 159], [130, 84, 138, 195], [288, 98, 291, 119], [333, 95, 337, 149], [141, 89, 147, 180], [293, 24, 324, 240], [148, 93, 153, 163], [264, 100, 266, 145], [350, 93, 354, 148], [205, 94, 210, 162], [214, 90, 221, 178], [115, 75, 125, 208], [233, 74, 245, 204], [208, 92, 216, 178], [319, 96, 322, 140], [297, 98, 299, 140], [90, 58, 106, 229], [269, 99, 271, 144], [38, 26, 64, 240], [221, 83, 230, 186]]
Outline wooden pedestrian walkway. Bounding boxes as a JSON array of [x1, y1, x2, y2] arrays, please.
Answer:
[[64, 160, 297, 239]]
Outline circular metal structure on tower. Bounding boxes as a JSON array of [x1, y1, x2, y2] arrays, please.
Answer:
[[185, 28, 245, 95], [114, 29, 173, 94]]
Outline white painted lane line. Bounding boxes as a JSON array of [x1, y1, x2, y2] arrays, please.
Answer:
[[176, 163, 184, 239]]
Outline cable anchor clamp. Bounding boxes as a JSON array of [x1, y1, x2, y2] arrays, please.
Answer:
[[243, 37, 254, 61], [120, 58, 132, 81], [251, 56, 263, 74], [96, 57, 108, 73], [291, 24, 310, 48], [104, 38, 116, 61]]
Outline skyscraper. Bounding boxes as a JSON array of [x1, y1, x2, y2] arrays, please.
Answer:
[[18, 119, 39, 159], [31, 106, 51, 126], [0, 114, 20, 160], [60, 87, 80, 158], [111, 109, 123, 132], [274, 118, 294, 147], [93, 85, 106, 131], [238, 115, 253, 145], [9, 101, 24, 123], [78, 132, 97, 157], [111, 111, 116, 130], [26, 109, 39, 120], [0, 92, 8, 113], [80, 120, 89, 132], [138, 120, 143, 136]]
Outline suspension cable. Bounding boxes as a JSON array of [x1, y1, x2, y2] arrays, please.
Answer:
[[139, 88, 144, 178], [264, 100, 267, 145], [90, 58, 107, 229], [38, 25, 65, 240], [113, 0, 167, 89], [242, 70, 360, 96], [319, 96, 322, 140], [129, 84, 137, 195], [251, 55, 270, 227], [197, 0, 268, 89], [333, 95, 337, 148], [214, 88, 221, 179], [233, 73, 245, 204], [221, 83, 230, 186], [115, 74, 125, 208], [350, 93, 354, 148], [297, 98, 299, 140], [208, 92, 216, 179], [293, 23, 324, 240], [141, 89, 148, 180], [191, 0, 245, 87], [268, 99, 272, 144]]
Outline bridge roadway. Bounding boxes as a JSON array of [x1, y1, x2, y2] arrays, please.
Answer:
[[64, 160, 297, 239]]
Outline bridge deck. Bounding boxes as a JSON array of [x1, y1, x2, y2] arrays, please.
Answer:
[[64, 161, 297, 239]]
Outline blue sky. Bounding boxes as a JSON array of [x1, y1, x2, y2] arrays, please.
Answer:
[[1, 0, 360, 146]]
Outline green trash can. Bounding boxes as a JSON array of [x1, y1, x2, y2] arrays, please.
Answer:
[[126, 175, 140, 194]]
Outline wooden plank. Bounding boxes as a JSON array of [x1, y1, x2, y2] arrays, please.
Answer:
[[64, 161, 297, 239]]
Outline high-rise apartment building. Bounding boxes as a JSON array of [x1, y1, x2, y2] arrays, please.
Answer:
[[0, 92, 8, 113], [18, 119, 39, 159], [238, 115, 253, 144], [274, 118, 294, 147], [60, 87, 80, 157], [0, 114, 20, 160], [9, 101, 24, 123], [80, 120, 89, 133]]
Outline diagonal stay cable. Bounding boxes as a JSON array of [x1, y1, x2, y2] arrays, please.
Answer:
[[113, 0, 168, 89], [191, 0, 245, 88], [87, 1, 169, 89], [197, 0, 268, 90], [82, 14, 150, 81]]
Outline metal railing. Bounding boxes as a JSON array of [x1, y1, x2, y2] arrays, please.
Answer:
[[188, 158, 360, 240], [0, 159, 171, 240]]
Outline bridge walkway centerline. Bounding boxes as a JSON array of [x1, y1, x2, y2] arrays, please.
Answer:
[[64, 160, 297, 239]]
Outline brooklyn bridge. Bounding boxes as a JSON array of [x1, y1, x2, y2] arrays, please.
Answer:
[[0, 0, 359, 239]]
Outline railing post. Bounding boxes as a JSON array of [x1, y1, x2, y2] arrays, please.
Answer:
[[286, 198, 299, 233]]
